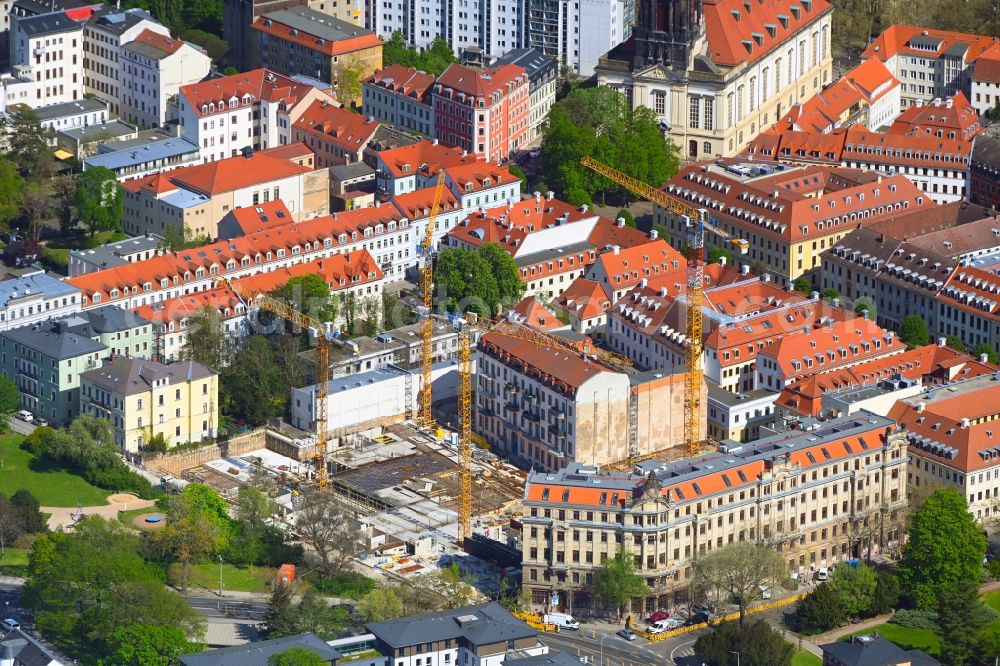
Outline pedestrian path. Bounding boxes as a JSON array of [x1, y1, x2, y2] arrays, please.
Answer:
[[43, 492, 157, 531]]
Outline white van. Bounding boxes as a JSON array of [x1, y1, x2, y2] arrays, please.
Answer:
[[647, 618, 679, 633], [816, 567, 830, 581], [543, 613, 580, 630], [16, 410, 32, 422], [759, 585, 772, 599], [2, 618, 19, 632]]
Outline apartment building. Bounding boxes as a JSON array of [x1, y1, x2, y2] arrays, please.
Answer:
[[491, 48, 558, 141], [290, 99, 381, 167], [475, 328, 700, 471], [863, 25, 998, 107], [778, 57, 901, 134], [655, 163, 935, 284], [68, 233, 165, 278], [585, 239, 687, 302], [82, 8, 168, 117], [133, 288, 247, 363], [749, 94, 980, 204], [120, 29, 212, 130], [554, 279, 611, 337], [755, 317, 905, 391], [706, 379, 778, 444], [971, 135, 1000, 209], [529, 0, 634, 76], [971, 42, 1000, 115], [251, 8, 382, 105], [0, 271, 81, 331], [120, 143, 329, 238], [391, 187, 464, 258], [80, 356, 218, 452], [521, 412, 909, 612], [11, 9, 88, 106], [432, 63, 530, 162], [596, 0, 833, 159], [371, 139, 479, 196], [776, 339, 997, 418], [33, 98, 107, 145], [890, 372, 1000, 521], [177, 68, 336, 161], [362, 65, 436, 136]]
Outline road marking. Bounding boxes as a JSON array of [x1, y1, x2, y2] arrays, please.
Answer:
[[669, 639, 697, 666]]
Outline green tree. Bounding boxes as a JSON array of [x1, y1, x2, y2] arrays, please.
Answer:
[[221, 336, 287, 425], [334, 58, 367, 105], [509, 165, 529, 191], [434, 247, 499, 317], [342, 292, 359, 336], [616, 208, 636, 228], [178, 29, 229, 61], [938, 579, 989, 666], [0, 375, 20, 430], [822, 287, 841, 300], [268, 647, 328, 666], [361, 295, 381, 336], [708, 247, 733, 265], [183, 306, 228, 371], [271, 274, 338, 323], [793, 276, 812, 294], [381, 31, 457, 76], [10, 489, 47, 533], [899, 314, 930, 348], [1, 108, 52, 180], [160, 224, 212, 251], [693, 619, 794, 666], [853, 297, 875, 318], [357, 586, 405, 622], [76, 167, 124, 235], [897, 488, 986, 610], [693, 542, 785, 627], [869, 571, 900, 616], [294, 591, 348, 640], [593, 548, 647, 617], [0, 159, 26, 229], [972, 342, 999, 364], [100, 624, 200, 666], [477, 243, 524, 307], [540, 86, 679, 206], [263, 583, 298, 638], [790, 583, 845, 635], [295, 490, 360, 578], [381, 291, 405, 329], [830, 562, 878, 618], [945, 334, 967, 352]]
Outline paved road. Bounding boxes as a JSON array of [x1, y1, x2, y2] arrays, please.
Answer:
[[539, 622, 710, 666], [9, 418, 36, 436], [185, 596, 269, 621]]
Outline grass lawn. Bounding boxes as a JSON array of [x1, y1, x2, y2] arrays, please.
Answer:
[[117, 506, 159, 526], [0, 547, 30, 577], [187, 562, 275, 594], [792, 650, 822, 666], [0, 433, 108, 507], [843, 624, 941, 656], [983, 589, 1000, 614]]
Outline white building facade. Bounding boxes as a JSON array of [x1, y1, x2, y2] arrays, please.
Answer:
[[121, 31, 211, 130]]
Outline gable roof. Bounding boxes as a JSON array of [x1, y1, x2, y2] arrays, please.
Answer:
[[863, 24, 998, 63], [702, 0, 833, 68], [366, 64, 435, 100], [508, 296, 562, 331], [124, 28, 191, 59], [886, 91, 982, 140], [223, 200, 294, 237], [292, 99, 380, 151], [376, 139, 478, 179], [180, 68, 319, 118], [231, 250, 383, 295], [132, 286, 245, 327], [366, 602, 536, 649], [588, 239, 688, 295], [556, 278, 610, 320], [435, 63, 526, 100], [252, 8, 381, 56]]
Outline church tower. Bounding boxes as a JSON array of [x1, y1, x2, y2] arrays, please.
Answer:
[[631, 0, 703, 71]]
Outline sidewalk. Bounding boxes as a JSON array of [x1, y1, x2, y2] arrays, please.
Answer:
[[808, 612, 895, 646]]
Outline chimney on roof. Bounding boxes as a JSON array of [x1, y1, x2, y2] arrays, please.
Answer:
[[719, 256, 727, 267], [432, 138, 438, 145], [832, 297, 841, 308], [616, 217, 626, 228], [612, 245, 620, 255], [546, 191, 555, 200], [462, 150, 468, 157], [937, 336, 946, 347], [581, 204, 589, 213], [640, 278, 648, 288], [877, 175, 883, 184], [660, 286, 668, 297], [534, 191, 541, 203], [811, 290, 819, 300], [961, 417, 971, 429], [741, 264, 750, 276], [802, 325, 810, 335], [982, 353, 990, 363], [917, 401, 926, 413], [242, 146, 254, 159], [650, 229, 659, 240], [762, 273, 770, 283], [861, 308, 870, 320]]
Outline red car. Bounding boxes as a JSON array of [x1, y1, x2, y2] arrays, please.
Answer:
[[647, 610, 670, 623]]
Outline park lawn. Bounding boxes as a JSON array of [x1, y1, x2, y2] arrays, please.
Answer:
[[982, 589, 1000, 614], [117, 506, 158, 526], [0, 433, 108, 507], [0, 547, 30, 577], [187, 562, 275, 593], [792, 650, 822, 666], [844, 624, 941, 657]]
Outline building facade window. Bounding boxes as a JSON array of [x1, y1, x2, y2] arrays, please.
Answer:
[[762, 68, 770, 103], [654, 91, 666, 115], [704, 97, 714, 130], [689, 95, 700, 129]]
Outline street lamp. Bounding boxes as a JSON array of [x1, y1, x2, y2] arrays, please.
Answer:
[[729, 651, 741, 666], [599, 634, 608, 666], [218, 555, 224, 599]]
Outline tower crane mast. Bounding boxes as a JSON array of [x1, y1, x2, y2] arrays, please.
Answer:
[[419, 171, 447, 429], [579, 157, 748, 457]]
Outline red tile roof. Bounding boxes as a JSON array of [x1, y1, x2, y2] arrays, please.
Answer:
[[974, 42, 1000, 83], [180, 69, 318, 118], [366, 65, 435, 101], [132, 287, 245, 327], [702, 0, 832, 68], [778, 58, 899, 133], [509, 297, 562, 331], [251, 13, 381, 57], [225, 200, 294, 236], [445, 161, 517, 194], [292, 99, 380, 152], [128, 28, 188, 57], [886, 92, 982, 140], [863, 24, 998, 64], [434, 63, 527, 100], [231, 250, 383, 295], [165, 146, 314, 196], [589, 239, 686, 295], [556, 278, 610, 321], [938, 266, 1000, 317], [377, 140, 478, 179], [478, 331, 616, 392], [445, 196, 595, 253], [391, 186, 462, 220]]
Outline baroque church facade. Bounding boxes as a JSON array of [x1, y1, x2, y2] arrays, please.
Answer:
[[596, 0, 833, 158]]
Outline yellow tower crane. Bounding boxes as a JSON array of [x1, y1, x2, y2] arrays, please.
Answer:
[[218, 277, 331, 490], [579, 156, 749, 457], [418, 171, 447, 430], [457, 318, 473, 543]]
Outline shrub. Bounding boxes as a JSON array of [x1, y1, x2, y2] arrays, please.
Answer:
[[890, 608, 939, 630]]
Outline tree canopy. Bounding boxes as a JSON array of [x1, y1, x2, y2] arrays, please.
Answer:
[[693, 542, 785, 626], [540, 86, 679, 206], [357, 586, 405, 622], [829, 562, 877, 618], [899, 314, 930, 348], [790, 582, 846, 635], [268, 647, 328, 666], [0, 159, 26, 228], [693, 618, 794, 666], [76, 167, 124, 236], [897, 488, 986, 609], [100, 624, 201, 666], [382, 31, 457, 76], [593, 548, 647, 616], [1, 108, 53, 180], [183, 306, 228, 371], [433, 247, 500, 317], [477, 243, 525, 307], [972, 342, 999, 365]]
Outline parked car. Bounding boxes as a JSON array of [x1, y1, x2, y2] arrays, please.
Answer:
[[646, 618, 679, 634], [759, 585, 772, 600], [1, 618, 19, 632], [647, 610, 670, 623], [31, 416, 48, 427], [816, 567, 830, 581], [685, 611, 710, 626], [16, 410, 32, 422], [616, 628, 637, 641], [543, 613, 580, 630]]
